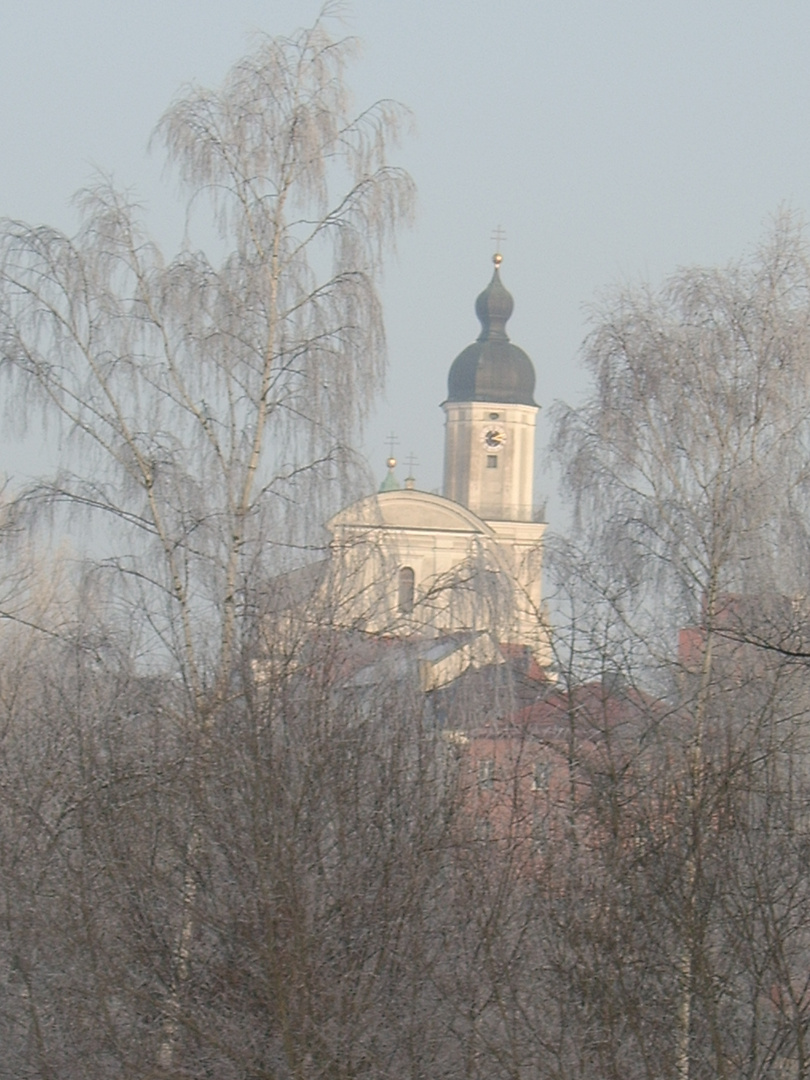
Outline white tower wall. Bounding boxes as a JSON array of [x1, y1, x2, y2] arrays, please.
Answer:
[[442, 400, 539, 522]]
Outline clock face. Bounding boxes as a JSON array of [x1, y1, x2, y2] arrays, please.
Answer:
[[481, 426, 506, 451]]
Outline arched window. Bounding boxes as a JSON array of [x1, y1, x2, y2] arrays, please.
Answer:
[[397, 566, 415, 614]]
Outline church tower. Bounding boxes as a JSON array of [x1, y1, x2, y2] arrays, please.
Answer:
[[442, 255, 538, 522], [322, 250, 550, 671]]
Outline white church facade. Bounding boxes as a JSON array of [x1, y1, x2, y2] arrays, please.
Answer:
[[321, 255, 552, 677]]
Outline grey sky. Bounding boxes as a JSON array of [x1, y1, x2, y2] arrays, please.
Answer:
[[2, 1, 810, 514]]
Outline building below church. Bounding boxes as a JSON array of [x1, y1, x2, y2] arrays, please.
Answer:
[[321, 254, 552, 685]]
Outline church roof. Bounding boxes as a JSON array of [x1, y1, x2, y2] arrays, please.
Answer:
[[328, 489, 496, 535], [446, 257, 537, 407]]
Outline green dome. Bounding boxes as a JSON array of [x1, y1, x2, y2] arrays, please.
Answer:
[[378, 457, 400, 492], [446, 261, 536, 407]]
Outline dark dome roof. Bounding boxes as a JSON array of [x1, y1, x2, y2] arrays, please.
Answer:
[[446, 260, 536, 406]]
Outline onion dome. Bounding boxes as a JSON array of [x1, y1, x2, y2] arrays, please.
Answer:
[[446, 255, 536, 406], [378, 456, 400, 492]]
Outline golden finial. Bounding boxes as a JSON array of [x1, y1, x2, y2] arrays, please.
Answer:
[[491, 225, 506, 267], [384, 432, 399, 469]]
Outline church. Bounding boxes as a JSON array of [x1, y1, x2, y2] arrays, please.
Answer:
[[320, 254, 552, 686]]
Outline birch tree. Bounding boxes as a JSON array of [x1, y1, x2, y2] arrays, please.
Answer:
[[0, 11, 416, 1076], [0, 9, 414, 718], [551, 214, 810, 1080], [554, 213, 810, 635]]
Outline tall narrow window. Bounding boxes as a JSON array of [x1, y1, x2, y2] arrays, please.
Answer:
[[474, 816, 492, 842], [398, 566, 415, 614], [532, 761, 551, 793], [478, 759, 495, 790]]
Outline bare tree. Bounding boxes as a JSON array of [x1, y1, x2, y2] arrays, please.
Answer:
[[0, 10, 418, 1076], [554, 213, 810, 635], [550, 214, 810, 1080], [0, 9, 414, 718]]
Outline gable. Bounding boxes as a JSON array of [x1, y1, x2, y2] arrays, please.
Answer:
[[328, 491, 494, 536]]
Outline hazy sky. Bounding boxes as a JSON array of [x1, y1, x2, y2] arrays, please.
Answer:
[[3, 1, 810, 516]]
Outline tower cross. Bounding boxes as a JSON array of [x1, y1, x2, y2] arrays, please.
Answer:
[[491, 224, 507, 254]]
